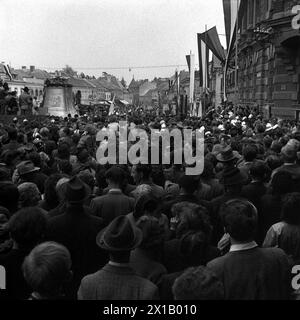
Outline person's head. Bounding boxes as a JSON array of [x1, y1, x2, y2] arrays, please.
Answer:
[[242, 144, 258, 162], [178, 175, 199, 195], [57, 160, 72, 176], [266, 155, 283, 171], [281, 144, 297, 164], [96, 215, 143, 263], [136, 215, 164, 251], [271, 171, 293, 195], [281, 193, 300, 225], [133, 193, 158, 220], [64, 176, 91, 206], [131, 164, 152, 184], [77, 170, 95, 191], [171, 202, 211, 239], [0, 181, 19, 214], [6, 127, 18, 141], [57, 143, 70, 160], [22, 242, 72, 298], [221, 167, 246, 194], [220, 199, 258, 243], [8, 207, 47, 249], [18, 182, 41, 208], [105, 166, 125, 188], [173, 266, 224, 300], [77, 149, 89, 163], [43, 174, 64, 209], [249, 160, 269, 182]]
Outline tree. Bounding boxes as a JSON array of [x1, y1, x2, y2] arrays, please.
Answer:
[[80, 72, 86, 79], [62, 65, 77, 77], [121, 77, 127, 88]]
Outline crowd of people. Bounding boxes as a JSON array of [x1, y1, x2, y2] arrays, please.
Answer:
[[0, 81, 40, 116], [0, 102, 300, 300]]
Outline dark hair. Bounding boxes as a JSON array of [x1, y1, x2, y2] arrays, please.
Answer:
[[266, 155, 283, 171], [135, 164, 152, 180], [179, 175, 199, 194], [105, 167, 125, 185], [8, 207, 47, 248], [221, 199, 257, 242], [249, 160, 269, 181], [242, 144, 258, 162], [133, 194, 158, 220], [272, 171, 293, 195], [281, 193, 300, 225], [7, 127, 18, 141], [44, 174, 64, 210], [57, 143, 70, 160], [173, 266, 224, 300], [58, 160, 72, 176], [0, 181, 19, 214]]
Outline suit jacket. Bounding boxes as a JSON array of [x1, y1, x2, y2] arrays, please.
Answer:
[[207, 247, 291, 300], [90, 190, 135, 226], [78, 263, 159, 300], [46, 205, 108, 298], [241, 181, 267, 210]]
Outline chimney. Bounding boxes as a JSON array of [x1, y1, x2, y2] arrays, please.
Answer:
[[30, 65, 35, 72], [22, 66, 27, 70]]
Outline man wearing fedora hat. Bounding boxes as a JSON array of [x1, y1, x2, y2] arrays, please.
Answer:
[[78, 215, 159, 300], [15, 160, 48, 194], [47, 176, 107, 299], [19, 87, 33, 116]]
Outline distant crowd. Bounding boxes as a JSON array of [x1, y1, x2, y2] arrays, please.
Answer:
[[1, 90, 300, 300]]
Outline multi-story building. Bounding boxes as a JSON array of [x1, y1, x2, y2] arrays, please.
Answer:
[[226, 0, 300, 119]]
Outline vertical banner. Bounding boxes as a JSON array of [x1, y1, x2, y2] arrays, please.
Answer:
[[189, 53, 195, 115]]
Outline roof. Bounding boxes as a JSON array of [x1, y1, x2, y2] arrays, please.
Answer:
[[67, 77, 96, 88], [12, 68, 51, 80]]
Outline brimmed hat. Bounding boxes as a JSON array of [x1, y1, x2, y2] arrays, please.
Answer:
[[17, 161, 40, 176], [65, 176, 91, 204], [216, 146, 240, 163], [221, 167, 247, 186], [96, 215, 143, 251]]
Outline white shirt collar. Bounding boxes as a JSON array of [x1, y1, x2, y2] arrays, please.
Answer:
[[109, 261, 130, 267], [230, 241, 258, 252]]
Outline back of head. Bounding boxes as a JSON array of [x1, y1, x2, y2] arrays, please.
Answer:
[[18, 182, 41, 207], [272, 171, 293, 195], [173, 266, 224, 300], [220, 199, 257, 242], [136, 215, 164, 250], [8, 207, 47, 248], [242, 144, 258, 162], [7, 127, 18, 141], [281, 193, 300, 225], [22, 242, 71, 297], [249, 160, 269, 182], [105, 166, 125, 186], [179, 175, 199, 194]]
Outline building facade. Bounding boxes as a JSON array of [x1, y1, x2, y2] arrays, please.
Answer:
[[226, 0, 300, 119]]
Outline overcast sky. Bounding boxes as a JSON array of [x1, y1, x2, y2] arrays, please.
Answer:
[[0, 0, 225, 83]]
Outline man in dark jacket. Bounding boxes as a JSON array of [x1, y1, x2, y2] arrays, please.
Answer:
[[207, 199, 291, 300], [90, 167, 134, 226], [47, 176, 107, 299]]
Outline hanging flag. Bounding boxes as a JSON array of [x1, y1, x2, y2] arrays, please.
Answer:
[[197, 35, 209, 89], [189, 52, 195, 115], [198, 27, 225, 63], [108, 94, 115, 115], [4, 65, 12, 81], [186, 55, 191, 72]]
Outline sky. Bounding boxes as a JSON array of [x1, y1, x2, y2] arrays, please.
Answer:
[[0, 0, 226, 83]]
